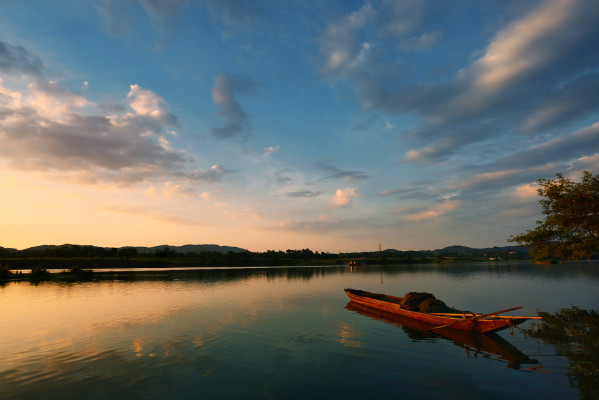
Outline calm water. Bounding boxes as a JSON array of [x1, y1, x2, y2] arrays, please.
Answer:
[[1, 262, 597, 400]]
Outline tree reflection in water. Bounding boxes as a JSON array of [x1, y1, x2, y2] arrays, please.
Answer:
[[524, 307, 598, 400]]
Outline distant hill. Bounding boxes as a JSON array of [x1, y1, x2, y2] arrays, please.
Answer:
[[418, 245, 528, 255], [15, 243, 246, 254], [0, 246, 18, 254], [133, 244, 246, 254], [5, 243, 522, 256]]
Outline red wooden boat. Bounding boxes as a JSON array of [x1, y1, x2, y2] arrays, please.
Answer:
[[344, 288, 540, 334], [345, 302, 540, 369]]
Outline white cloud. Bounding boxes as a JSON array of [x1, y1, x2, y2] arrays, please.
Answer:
[[331, 187, 359, 207], [127, 84, 166, 117], [28, 80, 87, 120], [0, 49, 193, 187], [262, 145, 280, 157]]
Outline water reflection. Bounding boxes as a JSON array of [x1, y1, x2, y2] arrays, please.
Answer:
[[346, 262, 599, 280], [524, 307, 599, 400], [0, 345, 221, 400], [83, 265, 338, 284], [346, 302, 540, 370], [1, 263, 596, 400]]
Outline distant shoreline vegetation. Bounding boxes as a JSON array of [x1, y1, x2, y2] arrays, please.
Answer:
[[0, 243, 596, 282], [0, 243, 529, 269]]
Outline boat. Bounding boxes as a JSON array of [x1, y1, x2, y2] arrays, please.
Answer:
[[345, 301, 540, 370], [348, 260, 365, 267], [344, 288, 540, 334]]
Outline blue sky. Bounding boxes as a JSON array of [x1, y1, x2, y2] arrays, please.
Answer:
[[0, 0, 597, 252]]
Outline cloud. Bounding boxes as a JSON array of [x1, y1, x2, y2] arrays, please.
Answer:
[[205, 0, 266, 34], [128, 84, 164, 116], [266, 214, 366, 234], [399, 31, 441, 52], [317, 0, 598, 166], [99, 0, 186, 47], [99, 0, 136, 36], [285, 190, 322, 198], [274, 170, 292, 185], [315, 162, 368, 183], [449, 122, 599, 194], [27, 80, 88, 120], [490, 122, 599, 171], [317, 3, 376, 76], [210, 73, 256, 139], [102, 205, 201, 226], [352, 114, 379, 131], [402, 197, 462, 221], [162, 181, 195, 198], [514, 183, 539, 200], [331, 187, 359, 208], [0, 41, 204, 187], [379, 184, 442, 199], [190, 165, 234, 184], [262, 145, 280, 157], [0, 40, 44, 76]]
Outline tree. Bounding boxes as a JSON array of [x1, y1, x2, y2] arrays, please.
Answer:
[[509, 171, 599, 260]]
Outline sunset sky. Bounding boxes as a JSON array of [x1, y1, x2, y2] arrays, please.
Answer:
[[1, 0, 597, 252]]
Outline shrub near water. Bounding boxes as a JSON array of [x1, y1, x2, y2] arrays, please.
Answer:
[[66, 266, 95, 280], [30, 266, 51, 280], [0, 264, 13, 280]]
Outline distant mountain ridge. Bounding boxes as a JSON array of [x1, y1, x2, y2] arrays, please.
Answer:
[[133, 244, 246, 254], [1, 243, 246, 254], [384, 245, 528, 255], [1, 243, 525, 255], [426, 245, 527, 255]]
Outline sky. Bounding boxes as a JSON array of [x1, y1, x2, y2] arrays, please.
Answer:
[[0, 0, 597, 253]]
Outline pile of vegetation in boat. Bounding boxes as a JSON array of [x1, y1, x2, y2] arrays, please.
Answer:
[[399, 292, 459, 313], [353, 289, 459, 313]]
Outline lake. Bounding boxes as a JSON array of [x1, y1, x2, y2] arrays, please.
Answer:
[[1, 262, 597, 400]]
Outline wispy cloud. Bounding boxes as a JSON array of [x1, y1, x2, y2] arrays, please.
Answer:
[[266, 214, 367, 234], [262, 145, 280, 157], [317, 0, 598, 167], [102, 205, 201, 226], [100, 0, 186, 47], [286, 190, 322, 198], [205, 0, 266, 36], [190, 165, 235, 184], [401, 197, 462, 222], [211, 73, 256, 140], [315, 161, 368, 183], [0, 40, 44, 76]]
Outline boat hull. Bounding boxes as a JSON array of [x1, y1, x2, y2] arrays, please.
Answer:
[[344, 288, 525, 334]]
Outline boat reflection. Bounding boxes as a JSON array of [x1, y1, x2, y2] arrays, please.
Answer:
[[346, 301, 541, 370]]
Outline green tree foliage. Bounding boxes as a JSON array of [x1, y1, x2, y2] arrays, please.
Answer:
[[509, 171, 599, 260], [524, 307, 598, 400]]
